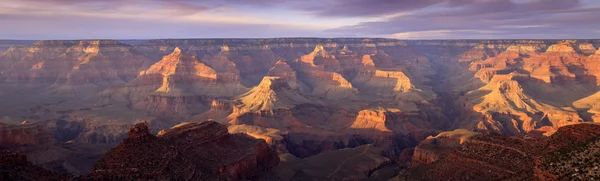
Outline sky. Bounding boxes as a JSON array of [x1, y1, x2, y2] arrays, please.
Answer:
[[1, 0, 599, 39]]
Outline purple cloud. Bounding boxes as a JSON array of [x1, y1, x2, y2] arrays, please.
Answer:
[[0, 0, 599, 39]]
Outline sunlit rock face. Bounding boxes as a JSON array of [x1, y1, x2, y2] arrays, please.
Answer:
[[577, 43, 597, 55], [408, 40, 600, 137], [101, 47, 247, 118]]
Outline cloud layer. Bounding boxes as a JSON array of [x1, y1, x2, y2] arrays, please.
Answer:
[[1, 0, 599, 39]]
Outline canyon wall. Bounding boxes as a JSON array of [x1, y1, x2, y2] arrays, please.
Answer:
[[1, 38, 600, 179]]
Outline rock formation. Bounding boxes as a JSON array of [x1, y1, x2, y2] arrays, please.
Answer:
[[267, 60, 307, 91], [91, 121, 279, 181], [410, 129, 481, 167], [546, 41, 577, 54], [398, 123, 600, 180], [228, 124, 289, 153], [0, 40, 150, 91], [350, 108, 435, 139], [102, 47, 247, 118], [272, 145, 392, 180], [577, 43, 597, 55], [435, 40, 600, 136], [0, 151, 68, 181], [0, 123, 55, 149], [235, 76, 313, 112], [294, 44, 360, 100]]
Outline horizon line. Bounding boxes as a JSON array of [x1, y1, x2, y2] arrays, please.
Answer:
[[2, 37, 600, 41]]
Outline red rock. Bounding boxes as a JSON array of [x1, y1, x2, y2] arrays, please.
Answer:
[[400, 124, 600, 180], [0, 123, 55, 149], [0, 40, 151, 89], [0, 151, 68, 181], [91, 121, 279, 181], [102, 47, 247, 118]]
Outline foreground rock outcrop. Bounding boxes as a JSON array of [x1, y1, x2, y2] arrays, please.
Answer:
[[398, 123, 600, 180], [90, 121, 279, 181], [0, 151, 68, 181]]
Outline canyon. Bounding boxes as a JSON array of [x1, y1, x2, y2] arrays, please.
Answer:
[[1, 39, 600, 180]]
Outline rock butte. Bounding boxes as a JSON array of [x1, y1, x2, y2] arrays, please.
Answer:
[[235, 76, 313, 112]]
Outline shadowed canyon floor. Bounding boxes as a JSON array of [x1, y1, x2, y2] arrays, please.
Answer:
[[1, 39, 600, 180]]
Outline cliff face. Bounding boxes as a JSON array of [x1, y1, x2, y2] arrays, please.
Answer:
[[400, 123, 600, 181], [410, 129, 480, 167], [0, 40, 150, 88], [235, 77, 313, 112], [91, 121, 279, 181], [410, 39, 600, 136], [351, 108, 435, 139], [0, 123, 55, 148], [101, 47, 246, 118]]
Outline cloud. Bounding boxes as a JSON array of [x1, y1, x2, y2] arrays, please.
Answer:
[[325, 0, 600, 38], [303, 0, 442, 17], [3, 0, 214, 15], [0, 0, 599, 39], [0, 9, 335, 40], [390, 29, 503, 39]]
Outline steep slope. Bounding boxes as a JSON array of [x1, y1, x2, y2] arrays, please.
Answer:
[[91, 121, 279, 181], [463, 75, 583, 135], [5, 39, 600, 180], [223, 77, 318, 129], [573, 91, 600, 122], [577, 43, 596, 55], [0, 40, 153, 125], [0, 151, 68, 181], [267, 60, 308, 91], [352, 68, 414, 95], [436, 40, 600, 136], [294, 45, 360, 100], [271, 145, 391, 180], [0, 40, 150, 90], [351, 108, 435, 137], [102, 47, 248, 118], [198, 44, 280, 86], [351, 66, 434, 110], [236, 76, 313, 112], [0, 122, 55, 149], [398, 123, 600, 181]]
